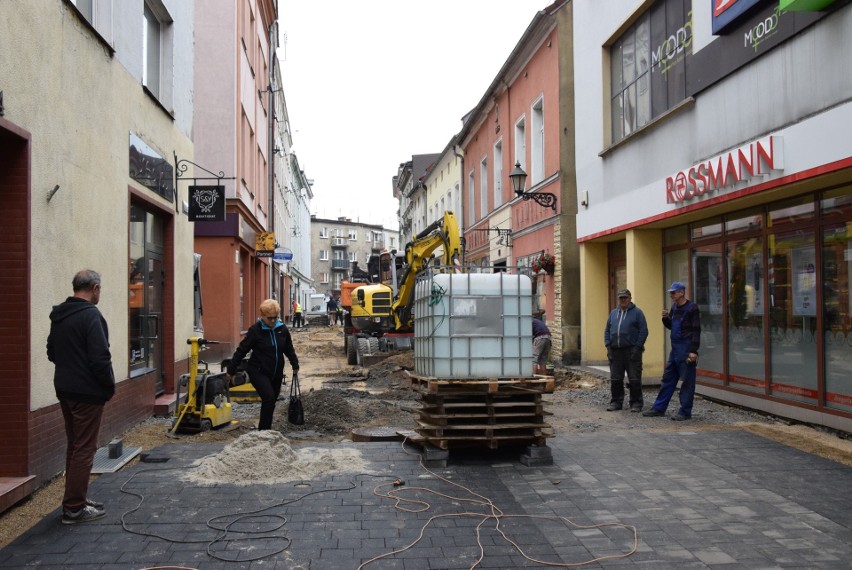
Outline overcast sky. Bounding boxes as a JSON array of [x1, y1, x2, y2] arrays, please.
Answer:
[[278, 1, 554, 231]]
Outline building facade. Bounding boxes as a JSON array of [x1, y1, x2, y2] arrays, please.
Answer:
[[192, 0, 278, 361], [457, 0, 580, 363], [575, 0, 852, 432], [0, 0, 196, 509], [310, 216, 398, 298]]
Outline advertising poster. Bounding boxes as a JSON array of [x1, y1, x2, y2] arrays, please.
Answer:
[[707, 257, 723, 315], [746, 252, 763, 315], [792, 246, 816, 317]]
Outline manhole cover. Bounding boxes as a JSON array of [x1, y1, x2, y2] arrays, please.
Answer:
[[350, 426, 405, 442]]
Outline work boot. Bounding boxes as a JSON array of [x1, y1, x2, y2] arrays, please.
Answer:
[[606, 402, 622, 411]]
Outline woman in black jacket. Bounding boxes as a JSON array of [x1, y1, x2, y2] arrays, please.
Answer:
[[226, 299, 299, 430]]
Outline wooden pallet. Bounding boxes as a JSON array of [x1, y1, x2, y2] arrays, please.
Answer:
[[411, 376, 554, 450]]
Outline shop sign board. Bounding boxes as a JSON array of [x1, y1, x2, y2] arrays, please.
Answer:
[[665, 135, 783, 205], [712, 0, 762, 35], [256, 231, 275, 257], [188, 185, 225, 221]]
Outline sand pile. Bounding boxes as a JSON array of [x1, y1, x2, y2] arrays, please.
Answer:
[[184, 431, 368, 486]]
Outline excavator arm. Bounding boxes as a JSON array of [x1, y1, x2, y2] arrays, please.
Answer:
[[392, 211, 461, 330]]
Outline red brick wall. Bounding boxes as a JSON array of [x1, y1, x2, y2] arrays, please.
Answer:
[[27, 373, 157, 485], [0, 121, 31, 477]]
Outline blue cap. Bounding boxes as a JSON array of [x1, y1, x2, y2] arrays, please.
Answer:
[[668, 281, 686, 293]]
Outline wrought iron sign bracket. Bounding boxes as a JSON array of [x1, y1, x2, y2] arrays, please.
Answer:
[[173, 152, 235, 214], [473, 227, 513, 247], [520, 191, 558, 212]]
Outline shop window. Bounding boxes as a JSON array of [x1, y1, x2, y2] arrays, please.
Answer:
[[822, 224, 852, 413], [690, 245, 723, 385], [768, 229, 818, 404], [768, 195, 814, 226], [663, 225, 688, 247], [821, 186, 852, 218], [727, 237, 766, 391], [725, 209, 762, 235], [690, 217, 722, 241]]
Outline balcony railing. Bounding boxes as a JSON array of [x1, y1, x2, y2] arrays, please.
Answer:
[[331, 237, 347, 247], [331, 259, 349, 270]]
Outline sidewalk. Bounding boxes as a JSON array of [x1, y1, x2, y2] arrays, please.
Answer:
[[1, 429, 850, 569]]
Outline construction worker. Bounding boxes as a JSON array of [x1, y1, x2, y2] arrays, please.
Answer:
[[293, 301, 303, 328]]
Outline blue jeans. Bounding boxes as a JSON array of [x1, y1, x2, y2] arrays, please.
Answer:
[[650, 347, 696, 417]]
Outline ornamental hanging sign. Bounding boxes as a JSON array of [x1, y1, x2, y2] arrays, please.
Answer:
[[188, 185, 225, 221], [173, 152, 235, 218], [665, 135, 783, 205]]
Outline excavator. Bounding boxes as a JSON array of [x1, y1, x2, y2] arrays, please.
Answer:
[[342, 211, 462, 365]]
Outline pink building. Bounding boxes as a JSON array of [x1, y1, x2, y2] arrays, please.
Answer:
[[458, 1, 579, 363]]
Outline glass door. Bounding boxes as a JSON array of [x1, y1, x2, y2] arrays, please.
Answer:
[[129, 204, 166, 394]]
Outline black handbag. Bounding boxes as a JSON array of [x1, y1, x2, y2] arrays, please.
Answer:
[[287, 372, 305, 425]]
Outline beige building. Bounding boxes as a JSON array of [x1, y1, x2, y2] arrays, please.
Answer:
[[0, 1, 197, 510]]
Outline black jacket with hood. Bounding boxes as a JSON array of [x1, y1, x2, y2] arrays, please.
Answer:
[[47, 297, 115, 404], [227, 318, 299, 382]]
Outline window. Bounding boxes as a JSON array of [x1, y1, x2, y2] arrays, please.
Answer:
[[365, 232, 372, 242], [480, 158, 488, 219], [348, 251, 357, 262], [319, 250, 329, 261], [531, 99, 544, 183], [348, 230, 357, 241], [143, 4, 161, 98], [70, 0, 113, 44], [514, 117, 526, 171], [320, 272, 329, 284], [468, 170, 476, 225], [142, 0, 173, 108], [72, 0, 94, 23], [493, 141, 503, 208], [610, 0, 690, 144], [319, 227, 328, 238]]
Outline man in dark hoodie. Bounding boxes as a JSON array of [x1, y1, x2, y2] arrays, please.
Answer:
[[604, 289, 648, 412], [47, 270, 115, 525]]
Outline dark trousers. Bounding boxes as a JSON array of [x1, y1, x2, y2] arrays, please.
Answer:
[[251, 372, 284, 430], [293, 312, 303, 328], [59, 399, 104, 511], [608, 346, 644, 407]]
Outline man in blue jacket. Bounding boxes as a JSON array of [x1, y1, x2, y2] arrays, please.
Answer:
[[604, 289, 648, 412], [47, 270, 115, 524], [644, 281, 702, 421]]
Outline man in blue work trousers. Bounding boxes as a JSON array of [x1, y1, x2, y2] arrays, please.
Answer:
[[643, 281, 701, 421]]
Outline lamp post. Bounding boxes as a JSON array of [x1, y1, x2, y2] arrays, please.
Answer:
[[510, 162, 557, 212]]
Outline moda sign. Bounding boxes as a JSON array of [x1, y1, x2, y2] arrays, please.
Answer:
[[665, 136, 783, 205]]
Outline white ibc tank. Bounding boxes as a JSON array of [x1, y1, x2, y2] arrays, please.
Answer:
[[413, 273, 533, 378]]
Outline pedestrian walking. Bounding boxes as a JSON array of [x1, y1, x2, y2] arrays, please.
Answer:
[[226, 299, 299, 430], [604, 289, 648, 412], [532, 311, 552, 375], [47, 270, 115, 525], [644, 281, 702, 421]]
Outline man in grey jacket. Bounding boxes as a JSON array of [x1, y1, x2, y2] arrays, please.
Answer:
[[604, 289, 648, 412], [47, 270, 115, 524]]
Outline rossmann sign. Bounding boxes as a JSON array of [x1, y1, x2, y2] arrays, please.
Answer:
[[665, 136, 783, 204]]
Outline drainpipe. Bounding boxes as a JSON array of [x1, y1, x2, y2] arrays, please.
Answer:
[[453, 145, 465, 267], [267, 20, 277, 299]]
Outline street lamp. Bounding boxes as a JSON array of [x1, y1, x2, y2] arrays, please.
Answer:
[[510, 162, 557, 212]]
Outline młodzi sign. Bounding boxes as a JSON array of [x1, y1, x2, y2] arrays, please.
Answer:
[[665, 136, 783, 205]]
